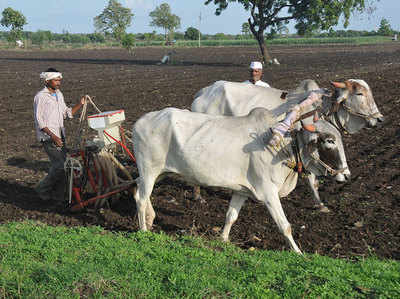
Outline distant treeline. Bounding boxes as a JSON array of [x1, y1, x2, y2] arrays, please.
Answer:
[[0, 29, 398, 47]]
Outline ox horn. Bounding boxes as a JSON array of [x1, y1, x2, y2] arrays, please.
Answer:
[[330, 81, 346, 89], [313, 111, 319, 123], [301, 121, 317, 132]]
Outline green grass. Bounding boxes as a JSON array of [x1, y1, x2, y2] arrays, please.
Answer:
[[159, 36, 394, 47], [0, 36, 395, 50], [0, 221, 399, 298]]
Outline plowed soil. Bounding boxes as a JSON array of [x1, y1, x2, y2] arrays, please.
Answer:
[[0, 43, 399, 259]]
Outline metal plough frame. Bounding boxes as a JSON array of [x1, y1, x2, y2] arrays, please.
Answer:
[[64, 95, 136, 212]]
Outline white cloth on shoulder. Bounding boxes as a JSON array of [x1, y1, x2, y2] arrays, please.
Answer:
[[243, 80, 271, 88]]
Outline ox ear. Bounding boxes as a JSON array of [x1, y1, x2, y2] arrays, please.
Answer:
[[330, 81, 346, 89], [344, 80, 358, 92], [346, 80, 365, 94]]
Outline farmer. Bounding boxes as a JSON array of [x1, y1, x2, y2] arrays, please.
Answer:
[[33, 67, 85, 206], [243, 61, 271, 88]]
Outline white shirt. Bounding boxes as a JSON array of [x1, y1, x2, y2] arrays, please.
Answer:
[[33, 87, 73, 142], [243, 80, 271, 88]]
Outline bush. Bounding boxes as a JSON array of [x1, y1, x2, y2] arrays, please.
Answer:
[[30, 30, 52, 46], [87, 33, 105, 43], [121, 33, 135, 53], [184, 27, 200, 40]]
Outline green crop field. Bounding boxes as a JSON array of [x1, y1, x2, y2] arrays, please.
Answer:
[[0, 35, 395, 50]]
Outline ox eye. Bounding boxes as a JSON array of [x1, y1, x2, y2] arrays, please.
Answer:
[[356, 93, 363, 96]]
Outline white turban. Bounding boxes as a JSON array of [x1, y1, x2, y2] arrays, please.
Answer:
[[40, 72, 62, 81], [249, 61, 263, 70]]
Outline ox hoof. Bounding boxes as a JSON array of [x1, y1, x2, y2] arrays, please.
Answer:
[[194, 194, 206, 204], [145, 218, 154, 229]]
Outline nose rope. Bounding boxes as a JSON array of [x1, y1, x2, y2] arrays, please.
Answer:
[[327, 96, 381, 134], [341, 102, 381, 120], [274, 130, 346, 178], [310, 152, 347, 176], [331, 95, 381, 121]]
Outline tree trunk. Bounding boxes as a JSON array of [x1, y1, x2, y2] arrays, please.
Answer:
[[256, 35, 272, 64]]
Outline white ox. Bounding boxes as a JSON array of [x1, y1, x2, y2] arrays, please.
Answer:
[[132, 107, 348, 253], [191, 79, 383, 212], [191, 79, 383, 133]]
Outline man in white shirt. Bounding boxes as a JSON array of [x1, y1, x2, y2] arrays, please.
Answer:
[[243, 61, 271, 88], [33, 68, 85, 206]]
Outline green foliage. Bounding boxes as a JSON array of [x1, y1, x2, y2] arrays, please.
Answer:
[[0, 31, 7, 41], [0, 7, 27, 42], [143, 31, 157, 44], [184, 27, 200, 40], [94, 0, 133, 42], [121, 33, 135, 54], [149, 3, 181, 41], [1, 27, 392, 50], [241, 22, 251, 37], [214, 33, 227, 40], [173, 31, 185, 40], [378, 18, 393, 36], [0, 221, 399, 298], [205, 0, 379, 62], [70, 34, 90, 44], [30, 30, 52, 46], [61, 32, 72, 43], [87, 33, 106, 43]]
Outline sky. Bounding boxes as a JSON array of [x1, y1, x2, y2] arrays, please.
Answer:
[[0, 0, 399, 35]]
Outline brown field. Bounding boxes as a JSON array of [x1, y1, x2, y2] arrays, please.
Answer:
[[0, 44, 399, 259]]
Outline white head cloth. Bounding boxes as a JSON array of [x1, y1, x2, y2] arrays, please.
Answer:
[[250, 61, 263, 70], [40, 72, 62, 81]]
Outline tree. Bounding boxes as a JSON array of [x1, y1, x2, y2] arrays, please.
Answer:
[[1, 7, 27, 42], [205, 0, 379, 64], [149, 3, 181, 43], [214, 33, 226, 40], [143, 31, 157, 44], [31, 30, 52, 47], [185, 27, 201, 40], [87, 33, 106, 43], [277, 23, 289, 37], [174, 31, 185, 40], [94, 0, 133, 42], [241, 22, 251, 37], [377, 18, 393, 36], [121, 33, 135, 54]]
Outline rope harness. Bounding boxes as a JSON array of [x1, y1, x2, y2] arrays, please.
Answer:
[[269, 128, 346, 178], [326, 96, 380, 134]]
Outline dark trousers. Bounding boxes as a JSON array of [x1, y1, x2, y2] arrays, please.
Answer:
[[35, 140, 67, 202]]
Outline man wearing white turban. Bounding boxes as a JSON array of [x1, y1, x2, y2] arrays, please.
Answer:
[[243, 61, 271, 88], [33, 67, 85, 207]]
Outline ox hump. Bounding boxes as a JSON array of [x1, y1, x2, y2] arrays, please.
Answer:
[[247, 107, 277, 125]]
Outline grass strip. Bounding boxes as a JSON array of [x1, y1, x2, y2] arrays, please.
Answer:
[[0, 36, 395, 50], [0, 221, 399, 298]]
